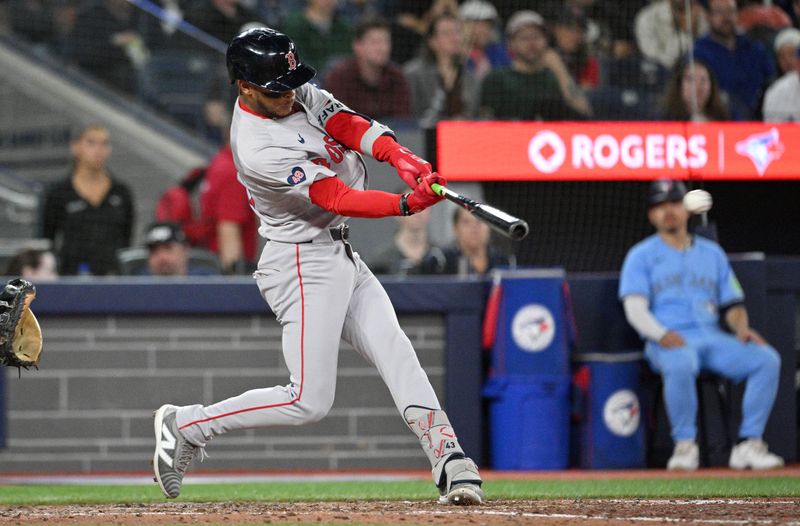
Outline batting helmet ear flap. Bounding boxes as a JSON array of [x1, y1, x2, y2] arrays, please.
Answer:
[[226, 27, 316, 92]]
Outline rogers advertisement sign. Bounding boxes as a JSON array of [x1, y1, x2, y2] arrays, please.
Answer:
[[437, 122, 800, 181]]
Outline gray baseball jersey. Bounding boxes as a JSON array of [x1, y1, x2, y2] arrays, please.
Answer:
[[230, 83, 371, 242], [175, 83, 444, 450]]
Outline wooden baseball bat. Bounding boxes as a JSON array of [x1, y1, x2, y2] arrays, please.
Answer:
[[431, 183, 530, 241]]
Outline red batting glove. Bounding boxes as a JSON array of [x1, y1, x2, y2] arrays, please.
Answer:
[[404, 173, 447, 214], [387, 146, 432, 190]]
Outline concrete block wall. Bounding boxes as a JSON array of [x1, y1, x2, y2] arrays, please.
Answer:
[[0, 313, 445, 473]]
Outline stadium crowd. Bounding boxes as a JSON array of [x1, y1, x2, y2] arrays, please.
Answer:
[[3, 0, 799, 131]]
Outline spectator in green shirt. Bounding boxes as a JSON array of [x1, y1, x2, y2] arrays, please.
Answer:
[[478, 10, 592, 120], [282, 0, 353, 73]]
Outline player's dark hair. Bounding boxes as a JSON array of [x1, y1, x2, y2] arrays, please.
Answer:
[[661, 58, 729, 121], [354, 16, 390, 41]]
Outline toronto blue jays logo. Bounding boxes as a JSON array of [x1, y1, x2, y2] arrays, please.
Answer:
[[286, 51, 297, 71], [734, 128, 784, 177], [603, 390, 641, 437], [511, 304, 555, 352], [287, 166, 306, 185]]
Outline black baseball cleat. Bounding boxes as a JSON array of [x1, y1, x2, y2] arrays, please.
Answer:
[[152, 404, 205, 498]]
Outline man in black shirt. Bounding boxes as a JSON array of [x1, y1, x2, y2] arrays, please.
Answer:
[[41, 125, 134, 276]]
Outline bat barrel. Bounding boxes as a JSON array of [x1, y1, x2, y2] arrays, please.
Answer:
[[431, 183, 530, 241], [508, 220, 530, 241], [474, 203, 530, 241]]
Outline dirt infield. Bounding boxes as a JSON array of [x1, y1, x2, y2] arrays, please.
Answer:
[[2, 499, 800, 525]]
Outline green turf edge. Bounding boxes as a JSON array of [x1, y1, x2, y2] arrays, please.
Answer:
[[1, 478, 799, 505]]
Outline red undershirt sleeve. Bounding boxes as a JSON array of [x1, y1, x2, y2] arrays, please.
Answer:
[[324, 111, 396, 159], [309, 176, 401, 218]]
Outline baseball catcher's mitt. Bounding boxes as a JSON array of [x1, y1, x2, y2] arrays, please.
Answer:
[[0, 278, 42, 369]]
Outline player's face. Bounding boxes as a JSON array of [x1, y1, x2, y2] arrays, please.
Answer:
[[648, 200, 689, 234], [240, 82, 297, 119], [148, 242, 188, 276]]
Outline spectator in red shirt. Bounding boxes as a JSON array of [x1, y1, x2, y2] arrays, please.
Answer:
[[324, 16, 411, 119], [199, 143, 258, 274]]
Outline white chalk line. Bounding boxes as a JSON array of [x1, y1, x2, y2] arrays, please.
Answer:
[[407, 507, 800, 525], [10, 499, 800, 525]]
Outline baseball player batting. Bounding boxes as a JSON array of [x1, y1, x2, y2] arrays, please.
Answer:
[[152, 27, 484, 505]]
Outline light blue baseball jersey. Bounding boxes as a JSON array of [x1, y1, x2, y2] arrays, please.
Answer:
[[619, 235, 744, 331]]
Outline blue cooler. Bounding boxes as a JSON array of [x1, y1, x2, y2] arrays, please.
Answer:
[[576, 353, 645, 469], [490, 269, 572, 377], [483, 375, 571, 470]]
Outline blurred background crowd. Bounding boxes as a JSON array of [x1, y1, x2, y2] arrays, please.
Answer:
[[0, 0, 799, 279]]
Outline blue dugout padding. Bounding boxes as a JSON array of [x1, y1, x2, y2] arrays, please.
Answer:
[[2, 255, 797, 466], [573, 353, 646, 469], [487, 269, 574, 377], [482, 269, 574, 469], [10, 277, 488, 463], [484, 374, 571, 470]]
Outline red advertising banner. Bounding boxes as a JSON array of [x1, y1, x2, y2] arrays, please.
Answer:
[[437, 121, 800, 181]]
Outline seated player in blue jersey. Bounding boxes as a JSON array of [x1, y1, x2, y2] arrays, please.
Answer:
[[619, 179, 783, 471]]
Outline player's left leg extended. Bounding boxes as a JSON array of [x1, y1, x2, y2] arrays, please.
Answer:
[[340, 259, 483, 505], [154, 241, 356, 497], [703, 330, 783, 469]]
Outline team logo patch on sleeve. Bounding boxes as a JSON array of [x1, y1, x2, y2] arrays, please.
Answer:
[[288, 166, 307, 185]]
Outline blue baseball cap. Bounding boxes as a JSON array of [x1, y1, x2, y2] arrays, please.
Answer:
[[648, 179, 687, 208]]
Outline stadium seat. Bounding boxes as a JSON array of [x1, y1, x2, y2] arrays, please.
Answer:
[[587, 86, 658, 121], [137, 52, 216, 131], [599, 55, 671, 93]]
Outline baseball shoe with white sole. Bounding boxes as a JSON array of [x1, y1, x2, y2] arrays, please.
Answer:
[[729, 439, 784, 470], [152, 404, 206, 498], [437, 456, 484, 505], [667, 439, 699, 471]]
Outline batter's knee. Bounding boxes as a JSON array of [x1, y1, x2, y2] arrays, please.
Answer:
[[294, 391, 335, 424]]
